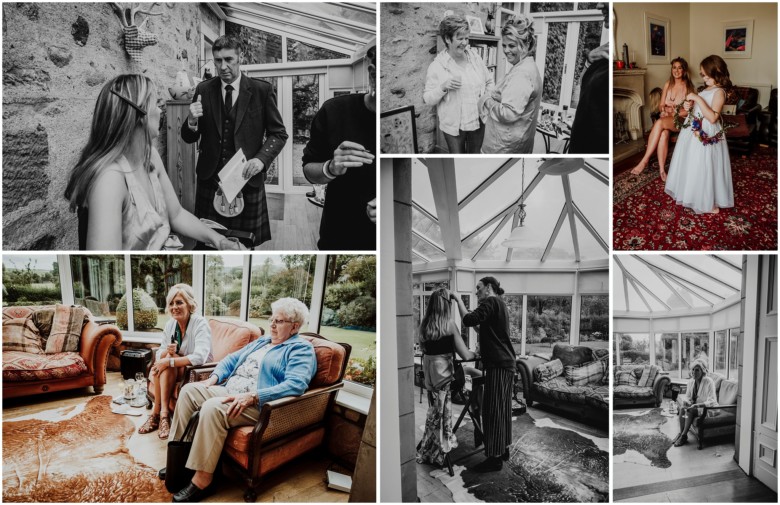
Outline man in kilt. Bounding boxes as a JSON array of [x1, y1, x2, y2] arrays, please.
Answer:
[[182, 35, 287, 247]]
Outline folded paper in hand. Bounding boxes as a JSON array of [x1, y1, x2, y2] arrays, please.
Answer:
[[218, 148, 248, 202]]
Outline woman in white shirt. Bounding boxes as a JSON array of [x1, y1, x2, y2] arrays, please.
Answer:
[[673, 358, 717, 447], [139, 284, 213, 439], [424, 15, 494, 153]]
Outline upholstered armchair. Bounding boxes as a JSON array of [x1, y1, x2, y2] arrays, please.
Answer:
[[181, 332, 351, 502], [721, 85, 762, 155], [2, 305, 122, 399], [677, 373, 738, 450], [148, 318, 263, 412]]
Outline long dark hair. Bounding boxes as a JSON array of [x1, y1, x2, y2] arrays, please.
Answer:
[[419, 289, 451, 343], [667, 57, 695, 96], [700, 55, 732, 89], [64, 74, 155, 211]]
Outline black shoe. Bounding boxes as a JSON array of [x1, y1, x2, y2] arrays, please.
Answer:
[[472, 456, 503, 473], [158, 467, 166, 480], [172, 481, 215, 503]]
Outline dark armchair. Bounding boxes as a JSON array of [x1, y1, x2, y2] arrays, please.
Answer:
[[676, 374, 738, 449], [721, 85, 762, 155]]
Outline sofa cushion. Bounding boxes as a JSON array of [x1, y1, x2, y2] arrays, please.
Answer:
[[708, 372, 725, 392], [584, 386, 610, 410], [565, 359, 604, 387], [534, 358, 563, 382], [613, 385, 655, 399], [616, 371, 638, 386], [534, 377, 589, 405], [718, 379, 738, 406], [302, 335, 346, 388], [552, 344, 594, 368], [45, 304, 86, 353], [2, 351, 88, 382], [3, 317, 44, 354], [637, 366, 659, 388], [31, 308, 55, 341], [209, 319, 259, 362]]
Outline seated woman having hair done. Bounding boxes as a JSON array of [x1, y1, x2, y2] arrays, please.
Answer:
[[138, 284, 213, 440], [64, 74, 244, 250], [163, 297, 317, 503], [672, 358, 717, 447]]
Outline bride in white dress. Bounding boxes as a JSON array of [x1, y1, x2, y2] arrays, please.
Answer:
[[664, 55, 734, 214]]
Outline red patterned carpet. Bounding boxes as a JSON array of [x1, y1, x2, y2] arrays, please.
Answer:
[[614, 146, 777, 250]]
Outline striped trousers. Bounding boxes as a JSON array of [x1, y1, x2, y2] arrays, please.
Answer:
[[482, 367, 514, 458]]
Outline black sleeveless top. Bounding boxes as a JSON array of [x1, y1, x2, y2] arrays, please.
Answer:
[[422, 334, 455, 356]]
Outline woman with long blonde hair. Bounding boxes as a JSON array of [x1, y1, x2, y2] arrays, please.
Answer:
[[64, 74, 242, 250], [416, 288, 475, 470]]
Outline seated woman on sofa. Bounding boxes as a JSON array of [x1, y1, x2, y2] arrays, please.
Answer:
[[139, 284, 213, 439], [163, 297, 317, 503], [672, 358, 717, 447]]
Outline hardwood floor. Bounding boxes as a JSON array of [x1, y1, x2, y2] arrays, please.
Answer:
[[2, 372, 349, 503], [254, 193, 322, 250], [613, 407, 776, 503]]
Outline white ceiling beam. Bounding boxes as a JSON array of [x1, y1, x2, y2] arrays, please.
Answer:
[[412, 250, 431, 263], [614, 256, 671, 310], [412, 230, 445, 254], [622, 269, 630, 312], [458, 159, 520, 211], [633, 256, 716, 305], [332, 2, 376, 14], [572, 202, 608, 253], [541, 204, 568, 263], [561, 174, 580, 263], [628, 277, 653, 312], [637, 257, 725, 300], [425, 159, 463, 260], [708, 254, 743, 274], [462, 171, 545, 242], [411, 201, 438, 224], [268, 3, 376, 35], [471, 212, 512, 261], [648, 265, 692, 309], [581, 161, 609, 185], [663, 256, 741, 292]]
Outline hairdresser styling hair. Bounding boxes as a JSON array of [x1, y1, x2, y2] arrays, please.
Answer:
[[302, 38, 377, 251]]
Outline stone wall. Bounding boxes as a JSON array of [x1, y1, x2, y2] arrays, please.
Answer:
[[380, 2, 491, 153], [2, 2, 205, 250]]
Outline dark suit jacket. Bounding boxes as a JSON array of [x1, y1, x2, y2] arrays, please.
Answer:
[[181, 75, 288, 189], [568, 58, 608, 155]]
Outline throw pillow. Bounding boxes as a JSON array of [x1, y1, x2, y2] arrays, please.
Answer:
[[552, 344, 594, 368], [31, 308, 55, 342], [2, 317, 44, 354], [535, 359, 563, 382], [45, 304, 86, 353], [565, 359, 604, 387], [637, 366, 658, 388], [718, 379, 738, 406], [615, 370, 638, 386]]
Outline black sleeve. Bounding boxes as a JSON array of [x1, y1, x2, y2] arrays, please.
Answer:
[[302, 104, 332, 165], [462, 298, 496, 327]]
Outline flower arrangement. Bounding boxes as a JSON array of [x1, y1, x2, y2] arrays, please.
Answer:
[[690, 115, 736, 146], [673, 101, 691, 130]]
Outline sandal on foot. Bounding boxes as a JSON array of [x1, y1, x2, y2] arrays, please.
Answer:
[[674, 434, 688, 447], [158, 416, 171, 440], [138, 414, 160, 434]]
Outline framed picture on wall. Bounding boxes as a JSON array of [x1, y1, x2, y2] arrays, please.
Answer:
[[466, 15, 485, 35], [721, 19, 753, 59], [644, 13, 670, 64], [380, 105, 418, 154]]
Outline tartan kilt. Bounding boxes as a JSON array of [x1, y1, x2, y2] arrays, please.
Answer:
[[194, 177, 271, 247]]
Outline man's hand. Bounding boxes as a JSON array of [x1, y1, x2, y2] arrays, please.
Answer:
[[242, 158, 265, 180], [332, 141, 374, 175], [223, 392, 256, 418], [188, 95, 203, 126], [366, 198, 376, 224]]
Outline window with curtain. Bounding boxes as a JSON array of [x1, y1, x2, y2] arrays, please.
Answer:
[[526, 295, 572, 356], [682, 332, 709, 378], [321, 255, 376, 388], [617, 333, 650, 365], [129, 255, 193, 332], [655, 333, 681, 378], [714, 330, 728, 377], [3, 255, 62, 307], [579, 295, 608, 350], [71, 255, 125, 325], [729, 328, 740, 380]]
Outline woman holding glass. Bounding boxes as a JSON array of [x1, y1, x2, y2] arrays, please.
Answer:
[[423, 15, 494, 153], [479, 16, 542, 153], [138, 284, 213, 439]]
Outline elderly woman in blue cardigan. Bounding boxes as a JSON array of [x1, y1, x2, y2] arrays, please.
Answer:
[[165, 297, 317, 503]]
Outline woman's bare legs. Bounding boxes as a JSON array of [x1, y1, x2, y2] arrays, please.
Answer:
[[657, 130, 670, 181], [630, 116, 677, 176], [158, 366, 177, 419]]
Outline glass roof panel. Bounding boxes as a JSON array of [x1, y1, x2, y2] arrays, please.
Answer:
[[453, 158, 513, 202], [412, 207, 443, 249], [462, 220, 502, 259], [411, 160, 436, 218], [412, 236, 446, 262], [575, 217, 605, 260], [614, 266, 627, 311], [569, 163, 608, 241]]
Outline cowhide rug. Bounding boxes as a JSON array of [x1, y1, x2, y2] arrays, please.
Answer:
[[3, 396, 171, 502], [433, 412, 609, 502], [613, 408, 673, 468]]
